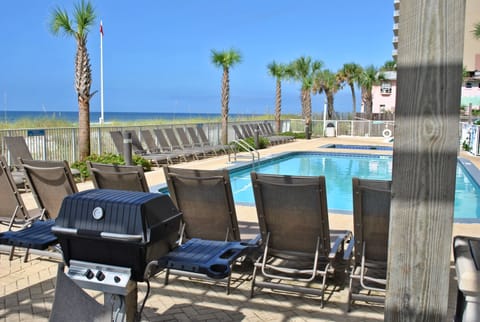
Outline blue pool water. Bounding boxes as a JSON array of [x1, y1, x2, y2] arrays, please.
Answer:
[[227, 152, 480, 222]]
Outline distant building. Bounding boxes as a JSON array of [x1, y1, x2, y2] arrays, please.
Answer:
[[367, 0, 480, 114]]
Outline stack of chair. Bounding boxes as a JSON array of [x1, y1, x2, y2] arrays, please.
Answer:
[[109, 130, 171, 166]]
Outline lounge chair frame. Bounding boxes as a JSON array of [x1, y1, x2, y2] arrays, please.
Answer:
[[347, 177, 392, 311], [250, 172, 352, 306]]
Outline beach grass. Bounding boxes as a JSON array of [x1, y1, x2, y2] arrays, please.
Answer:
[[0, 113, 296, 129]]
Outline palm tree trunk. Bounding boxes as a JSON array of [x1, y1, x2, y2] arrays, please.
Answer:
[[78, 97, 90, 160], [275, 79, 282, 133], [304, 90, 312, 139], [327, 93, 335, 119], [350, 83, 356, 116], [221, 68, 230, 145], [75, 37, 92, 160]]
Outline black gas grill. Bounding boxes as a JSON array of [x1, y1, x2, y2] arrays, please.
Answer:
[[52, 189, 182, 282]]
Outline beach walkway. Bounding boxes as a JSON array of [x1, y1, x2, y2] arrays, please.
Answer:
[[1, 137, 478, 321]]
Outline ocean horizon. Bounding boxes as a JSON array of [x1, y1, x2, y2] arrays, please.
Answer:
[[0, 110, 262, 124]]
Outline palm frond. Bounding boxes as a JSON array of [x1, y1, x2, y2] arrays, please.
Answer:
[[50, 7, 74, 36], [74, 0, 96, 38]]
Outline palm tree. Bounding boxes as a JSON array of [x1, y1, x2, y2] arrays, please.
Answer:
[[50, 0, 96, 160], [288, 56, 323, 138], [380, 60, 397, 71], [474, 21, 480, 39], [313, 69, 342, 119], [359, 65, 383, 120], [211, 49, 242, 145], [337, 63, 362, 115], [267, 61, 287, 133]]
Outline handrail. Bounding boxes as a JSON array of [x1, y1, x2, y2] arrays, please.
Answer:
[[232, 139, 259, 165]]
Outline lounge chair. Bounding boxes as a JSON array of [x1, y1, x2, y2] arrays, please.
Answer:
[[184, 127, 218, 156], [162, 166, 248, 293], [232, 124, 246, 140], [164, 128, 201, 160], [109, 130, 171, 166], [0, 155, 41, 229], [249, 172, 353, 306], [0, 159, 76, 261], [87, 161, 150, 192], [19, 159, 79, 219], [174, 127, 207, 158], [264, 122, 294, 142], [140, 129, 162, 154], [152, 129, 190, 162], [4, 135, 82, 181], [191, 126, 232, 155], [347, 177, 392, 311], [163, 166, 240, 242]]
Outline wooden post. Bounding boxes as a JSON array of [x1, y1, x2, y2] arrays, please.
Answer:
[[385, 0, 465, 320]]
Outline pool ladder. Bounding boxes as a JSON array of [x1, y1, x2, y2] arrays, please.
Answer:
[[231, 139, 259, 166]]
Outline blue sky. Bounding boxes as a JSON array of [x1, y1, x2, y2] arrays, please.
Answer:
[[0, 1, 395, 115]]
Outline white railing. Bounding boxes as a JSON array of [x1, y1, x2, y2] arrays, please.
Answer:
[[0, 119, 414, 165]]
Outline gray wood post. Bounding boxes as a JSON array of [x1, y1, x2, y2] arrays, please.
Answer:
[[385, 0, 465, 320]]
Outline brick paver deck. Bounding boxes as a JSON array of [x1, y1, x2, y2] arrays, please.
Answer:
[[1, 137, 478, 321]]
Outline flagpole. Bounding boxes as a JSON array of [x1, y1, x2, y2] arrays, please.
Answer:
[[99, 20, 104, 124]]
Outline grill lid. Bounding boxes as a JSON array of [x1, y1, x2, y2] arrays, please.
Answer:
[[55, 189, 181, 243]]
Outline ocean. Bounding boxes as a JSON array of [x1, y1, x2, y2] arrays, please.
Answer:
[[0, 110, 252, 124]]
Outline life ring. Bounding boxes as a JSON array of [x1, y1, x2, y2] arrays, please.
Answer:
[[382, 129, 392, 138]]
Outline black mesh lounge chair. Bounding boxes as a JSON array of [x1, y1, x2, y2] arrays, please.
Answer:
[[250, 172, 353, 306], [174, 127, 206, 158], [4, 135, 82, 182], [109, 130, 171, 166], [252, 123, 288, 145], [0, 159, 77, 262], [153, 129, 190, 162], [347, 177, 392, 311], [87, 161, 149, 192], [232, 124, 246, 140], [140, 129, 161, 153], [162, 166, 247, 293], [190, 126, 231, 155], [0, 155, 41, 229], [163, 166, 240, 242], [20, 159, 78, 220], [164, 128, 201, 160], [185, 127, 218, 156]]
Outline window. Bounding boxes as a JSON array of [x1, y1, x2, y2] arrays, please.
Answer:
[[380, 83, 392, 94]]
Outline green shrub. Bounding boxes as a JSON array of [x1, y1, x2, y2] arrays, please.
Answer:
[[231, 136, 269, 151], [71, 153, 151, 179]]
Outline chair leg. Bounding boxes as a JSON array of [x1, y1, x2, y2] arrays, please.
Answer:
[[250, 263, 259, 298], [164, 268, 170, 286]]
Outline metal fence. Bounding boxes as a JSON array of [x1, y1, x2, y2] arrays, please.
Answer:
[[0, 119, 397, 165]]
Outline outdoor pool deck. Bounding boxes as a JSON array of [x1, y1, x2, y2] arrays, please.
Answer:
[[1, 136, 479, 321]]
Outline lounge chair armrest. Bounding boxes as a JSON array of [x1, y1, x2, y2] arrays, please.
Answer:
[[244, 233, 262, 246], [328, 230, 353, 260], [343, 235, 355, 261]]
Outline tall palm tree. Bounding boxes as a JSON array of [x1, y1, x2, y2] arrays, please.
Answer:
[[50, 0, 96, 160], [267, 61, 287, 133], [359, 65, 383, 120], [313, 69, 341, 119], [211, 49, 242, 145], [288, 56, 323, 138], [337, 63, 362, 115]]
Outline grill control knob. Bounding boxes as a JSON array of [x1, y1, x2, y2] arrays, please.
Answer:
[[84, 269, 94, 280], [114, 276, 121, 283], [96, 271, 106, 281]]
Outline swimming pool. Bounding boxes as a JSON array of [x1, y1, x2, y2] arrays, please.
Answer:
[[227, 152, 480, 222]]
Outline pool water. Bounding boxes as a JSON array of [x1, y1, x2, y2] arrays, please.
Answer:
[[229, 152, 480, 222]]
